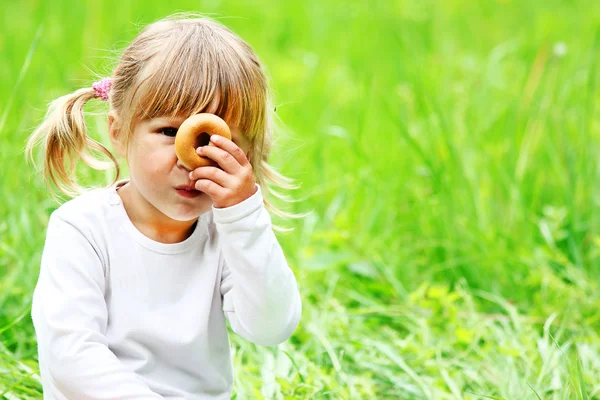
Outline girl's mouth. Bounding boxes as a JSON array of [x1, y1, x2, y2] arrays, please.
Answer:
[[176, 188, 201, 198]]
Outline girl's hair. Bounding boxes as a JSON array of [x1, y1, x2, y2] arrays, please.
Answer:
[[25, 12, 305, 230]]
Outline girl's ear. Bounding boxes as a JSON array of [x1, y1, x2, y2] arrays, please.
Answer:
[[108, 111, 126, 158]]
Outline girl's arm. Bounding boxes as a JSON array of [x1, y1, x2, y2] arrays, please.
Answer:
[[31, 213, 164, 400], [215, 185, 302, 346]]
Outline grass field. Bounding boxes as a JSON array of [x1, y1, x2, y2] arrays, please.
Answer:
[[1, 0, 600, 399]]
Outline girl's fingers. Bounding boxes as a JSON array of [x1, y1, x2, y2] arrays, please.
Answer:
[[196, 145, 241, 174], [189, 166, 232, 187], [194, 179, 226, 199], [210, 134, 250, 166]]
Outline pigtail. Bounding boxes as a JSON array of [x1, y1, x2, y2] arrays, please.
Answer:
[[246, 128, 299, 230], [25, 87, 120, 201], [253, 101, 311, 233]]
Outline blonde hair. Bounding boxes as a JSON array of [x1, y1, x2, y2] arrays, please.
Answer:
[[25, 12, 305, 230]]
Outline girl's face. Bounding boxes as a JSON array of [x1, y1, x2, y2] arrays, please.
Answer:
[[109, 107, 250, 228]]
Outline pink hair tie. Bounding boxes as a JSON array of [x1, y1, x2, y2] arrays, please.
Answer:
[[92, 78, 112, 101]]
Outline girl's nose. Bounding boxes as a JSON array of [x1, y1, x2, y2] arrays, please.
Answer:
[[176, 157, 193, 172]]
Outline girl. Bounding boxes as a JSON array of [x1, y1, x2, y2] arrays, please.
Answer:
[[25, 12, 302, 400]]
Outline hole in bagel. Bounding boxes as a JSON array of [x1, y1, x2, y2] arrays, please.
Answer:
[[194, 132, 211, 150]]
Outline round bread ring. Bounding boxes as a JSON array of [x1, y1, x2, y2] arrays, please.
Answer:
[[174, 113, 232, 170]]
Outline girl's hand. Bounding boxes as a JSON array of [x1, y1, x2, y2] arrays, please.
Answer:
[[189, 135, 257, 208]]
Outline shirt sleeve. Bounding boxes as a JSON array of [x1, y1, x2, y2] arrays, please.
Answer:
[[213, 184, 302, 346], [31, 212, 164, 400]]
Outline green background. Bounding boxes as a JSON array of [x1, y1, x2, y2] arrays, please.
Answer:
[[1, 0, 599, 398]]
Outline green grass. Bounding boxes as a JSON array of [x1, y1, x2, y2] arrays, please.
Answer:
[[1, 0, 600, 398]]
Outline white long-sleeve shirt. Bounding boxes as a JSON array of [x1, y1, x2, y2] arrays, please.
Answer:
[[31, 178, 302, 400]]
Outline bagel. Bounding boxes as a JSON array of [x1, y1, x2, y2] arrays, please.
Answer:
[[174, 113, 232, 170]]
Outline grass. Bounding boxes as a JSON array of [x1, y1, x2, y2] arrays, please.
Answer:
[[1, 0, 600, 398]]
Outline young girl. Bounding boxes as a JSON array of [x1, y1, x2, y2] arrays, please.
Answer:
[[25, 13, 302, 400]]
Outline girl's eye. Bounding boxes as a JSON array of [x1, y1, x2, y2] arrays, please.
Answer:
[[160, 127, 178, 137]]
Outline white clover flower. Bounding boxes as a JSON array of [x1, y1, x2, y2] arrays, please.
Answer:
[[553, 42, 568, 57]]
